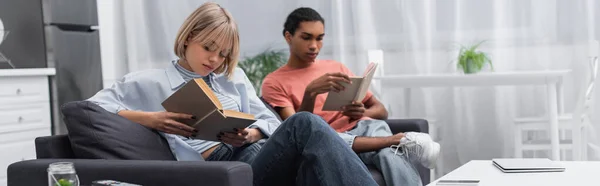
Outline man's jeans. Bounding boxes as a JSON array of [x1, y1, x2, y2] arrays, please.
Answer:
[[207, 112, 378, 186], [340, 119, 423, 186]]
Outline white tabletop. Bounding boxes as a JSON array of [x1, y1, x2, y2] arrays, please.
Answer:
[[373, 70, 571, 87], [428, 160, 600, 186], [0, 68, 56, 77]]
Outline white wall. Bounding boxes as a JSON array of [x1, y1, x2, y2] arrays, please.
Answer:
[[96, 0, 338, 83], [97, 0, 128, 87]]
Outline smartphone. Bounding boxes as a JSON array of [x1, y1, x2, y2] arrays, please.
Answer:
[[436, 179, 480, 186], [91, 180, 142, 186]]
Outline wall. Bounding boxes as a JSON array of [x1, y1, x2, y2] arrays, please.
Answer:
[[97, 0, 128, 87]]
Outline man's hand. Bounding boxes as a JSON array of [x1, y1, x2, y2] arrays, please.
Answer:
[[305, 72, 352, 97], [385, 132, 406, 146], [218, 128, 263, 147], [342, 101, 366, 120]]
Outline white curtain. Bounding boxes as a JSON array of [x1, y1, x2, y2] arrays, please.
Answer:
[[99, 0, 600, 177]]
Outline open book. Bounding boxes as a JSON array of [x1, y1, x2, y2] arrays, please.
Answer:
[[161, 79, 256, 141], [322, 62, 378, 111]]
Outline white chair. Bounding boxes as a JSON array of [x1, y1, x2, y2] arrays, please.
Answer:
[[367, 49, 439, 180], [367, 49, 428, 121], [514, 40, 599, 161]]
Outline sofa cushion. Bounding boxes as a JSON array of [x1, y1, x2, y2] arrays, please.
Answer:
[[368, 166, 386, 186], [259, 97, 282, 121], [61, 101, 176, 160]]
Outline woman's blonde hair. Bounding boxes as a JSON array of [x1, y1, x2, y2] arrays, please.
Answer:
[[174, 2, 239, 78]]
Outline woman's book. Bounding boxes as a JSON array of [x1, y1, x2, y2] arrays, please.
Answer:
[[322, 62, 378, 111], [161, 79, 255, 141]]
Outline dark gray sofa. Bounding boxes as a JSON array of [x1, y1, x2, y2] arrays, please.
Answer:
[[258, 98, 431, 185], [8, 135, 252, 186], [7, 100, 430, 186]]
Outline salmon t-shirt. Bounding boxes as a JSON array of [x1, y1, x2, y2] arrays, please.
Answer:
[[262, 60, 373, 132]]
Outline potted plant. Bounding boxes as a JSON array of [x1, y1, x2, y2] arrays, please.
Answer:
[[238, 49, 287, 95], [457, 41, 493, 74]]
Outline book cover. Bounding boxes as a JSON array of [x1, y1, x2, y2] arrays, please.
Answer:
[[162, 79, 256, 141], [322, 62, 378, 111]]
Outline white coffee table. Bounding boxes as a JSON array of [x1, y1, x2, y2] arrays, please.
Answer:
[[428, 160, 600, 186]]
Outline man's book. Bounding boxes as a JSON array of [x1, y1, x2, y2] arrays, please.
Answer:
[[492, 158, 565, 173], [322, 62, 378, 111], [161, 79, 256, 141]]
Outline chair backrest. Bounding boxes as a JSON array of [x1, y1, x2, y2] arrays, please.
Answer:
[[35, 135, 76, 159], [571, 40, 600, 160], [367, 49, 396, 116], [367, 49, 385, 98], [575, 40, 599, 115]]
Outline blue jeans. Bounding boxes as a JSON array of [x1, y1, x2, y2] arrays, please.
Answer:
[[205, 142, 262, 164], [343, 120, 422, 186], [207, 112, 378, 186]]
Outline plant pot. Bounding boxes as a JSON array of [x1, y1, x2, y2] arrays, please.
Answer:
[[464, 58, 479, 74]]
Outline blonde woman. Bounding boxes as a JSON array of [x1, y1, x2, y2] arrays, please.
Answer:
[[88, 3, 377, 186]]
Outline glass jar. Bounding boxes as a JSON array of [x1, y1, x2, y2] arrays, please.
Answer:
[[47, 162, 79, 186]]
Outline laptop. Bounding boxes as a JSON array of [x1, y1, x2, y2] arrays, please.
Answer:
[[492, 158, 565, 173]]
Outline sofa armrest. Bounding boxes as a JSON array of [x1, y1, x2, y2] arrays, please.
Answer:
[[385, 118, 430, 185], [8, 159, 252, 186], [385, 119, 429, 134], [35, 135, 75, 159]]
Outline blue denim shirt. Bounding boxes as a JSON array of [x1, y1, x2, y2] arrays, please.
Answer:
[[87, 61, 282, 161]]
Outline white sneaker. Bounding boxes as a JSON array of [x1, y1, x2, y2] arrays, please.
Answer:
[[391, 132, 440, 169]]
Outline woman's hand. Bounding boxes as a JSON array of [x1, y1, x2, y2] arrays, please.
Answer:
[[145, 112, 198, 137], [218, 128, 263, 147], [119, 110, 197, 137]]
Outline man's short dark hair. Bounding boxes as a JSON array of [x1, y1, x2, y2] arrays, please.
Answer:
[[283, 7, 324, 36]]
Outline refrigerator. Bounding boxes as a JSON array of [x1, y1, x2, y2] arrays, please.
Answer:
[[0, 0, 102, 134], [43, 0, 103, 134], [0, 0, 47, 68]]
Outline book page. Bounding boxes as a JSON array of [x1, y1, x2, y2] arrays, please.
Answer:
[[363, 62, 376, 76], [223, 110, 255, 120], [355, 63, 378, 101]]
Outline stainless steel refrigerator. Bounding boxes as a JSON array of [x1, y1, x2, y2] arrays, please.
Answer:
[[0, 0, 102, 134], [43, 0, 103, 134], [0, 0, 47, 68]]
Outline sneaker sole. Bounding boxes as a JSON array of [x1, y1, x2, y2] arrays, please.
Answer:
[[423, 142, 440, 169]]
